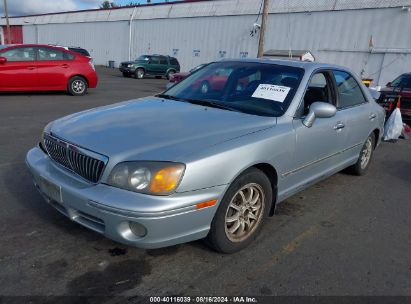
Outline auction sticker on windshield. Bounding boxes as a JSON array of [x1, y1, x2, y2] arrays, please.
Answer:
[[252, 84, 291, 102]]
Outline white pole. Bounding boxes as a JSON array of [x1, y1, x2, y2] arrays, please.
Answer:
[[128, 7, 137, 61]]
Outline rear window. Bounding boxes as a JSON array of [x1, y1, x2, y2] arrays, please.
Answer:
[[68, 48, 90, 57]]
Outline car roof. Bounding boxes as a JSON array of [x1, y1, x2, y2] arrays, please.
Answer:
[[220, 58, 351, 73], [1, 43, 69, 50]]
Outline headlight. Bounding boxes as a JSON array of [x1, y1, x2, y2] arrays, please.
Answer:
[[127, 64, 133, 68], [107, 162, 185, 195]]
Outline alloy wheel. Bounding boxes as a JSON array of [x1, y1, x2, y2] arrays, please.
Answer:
[[224, 183, 265, 242]]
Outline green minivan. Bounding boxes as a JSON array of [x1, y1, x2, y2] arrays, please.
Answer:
[[119, 55, 180, 80]]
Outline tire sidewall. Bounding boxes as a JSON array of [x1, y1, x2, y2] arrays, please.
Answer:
[[208, 168, 272, 253]]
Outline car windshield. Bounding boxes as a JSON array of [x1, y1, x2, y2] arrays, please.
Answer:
[[390, 74, 411, 89], [136, 55, 150, 62], [162, 61, 304, 117]]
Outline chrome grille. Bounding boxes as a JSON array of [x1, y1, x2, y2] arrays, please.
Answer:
[[43, 134, 107, 183]]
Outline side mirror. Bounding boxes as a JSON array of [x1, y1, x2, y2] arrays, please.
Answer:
[[386, 82, 391, 87], [0, 57, 7, 64], [303, 102, 337, 128]]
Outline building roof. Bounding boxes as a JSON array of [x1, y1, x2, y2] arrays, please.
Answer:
[[2, 0, 411, 25]]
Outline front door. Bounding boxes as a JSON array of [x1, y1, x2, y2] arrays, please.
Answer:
[[0, 46, 37, 89], [284, 71, 347, 195]]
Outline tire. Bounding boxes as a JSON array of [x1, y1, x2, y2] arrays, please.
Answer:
[[200, 81, 210, 94], [166, 70, 176, 80], [122, 72, 131, 78], [135, 68, 145, 79], [349, 132, 375, 176], [67, 76, 88, 96], [206, 168, 272, 253]]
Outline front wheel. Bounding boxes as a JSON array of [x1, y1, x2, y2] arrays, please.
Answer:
[[206, 168, 272, 253], [67, 76, 88, 96], [135, 68, 145, 79], [349, 132, 375, 176]]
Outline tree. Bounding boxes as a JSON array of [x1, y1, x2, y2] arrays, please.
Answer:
[[100, 1, 117, 9]]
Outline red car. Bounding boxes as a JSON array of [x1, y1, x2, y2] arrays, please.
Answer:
[[167, 64, 249, 93], [0, 44, 98, 96], [377, 73, 411, 122]]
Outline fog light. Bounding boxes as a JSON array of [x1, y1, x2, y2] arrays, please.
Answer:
[[129, 221, 147, 237]]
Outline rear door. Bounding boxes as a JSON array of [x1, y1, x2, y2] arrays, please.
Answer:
[[331, 70, 374, 163], [36, 47, 75, 89], [0, 46, 37, 89], [158, 56, 168, 75]]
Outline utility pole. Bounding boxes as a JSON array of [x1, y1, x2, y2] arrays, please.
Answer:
[[257, 0, 269, 58], [3, 0, 11, 44]]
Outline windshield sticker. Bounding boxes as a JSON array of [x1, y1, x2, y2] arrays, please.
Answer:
[[252, 84, 291, 102]]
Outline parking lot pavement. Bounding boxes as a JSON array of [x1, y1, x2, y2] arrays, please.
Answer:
[[0, 67, 410, 298]]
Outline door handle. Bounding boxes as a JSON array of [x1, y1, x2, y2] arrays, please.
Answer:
[[333, 122, 345, 130], [27, 66, 36, 70], [369, 113, 377, 120], [61, 64, 69, 68]]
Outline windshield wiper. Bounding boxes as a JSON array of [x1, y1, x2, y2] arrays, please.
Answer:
[[183, 98, 242, 113], [156, 94, 185, 101], [156, 95, 242, 113]]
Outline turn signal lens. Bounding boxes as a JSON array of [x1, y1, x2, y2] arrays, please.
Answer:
[[150, 166, 185, 194], [196, 199, 218, 209]]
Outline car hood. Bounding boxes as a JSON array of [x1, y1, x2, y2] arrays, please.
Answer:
[[49, 97, 276, 161]]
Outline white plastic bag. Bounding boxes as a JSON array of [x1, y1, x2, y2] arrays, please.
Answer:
[[384, 108, 403, 141]]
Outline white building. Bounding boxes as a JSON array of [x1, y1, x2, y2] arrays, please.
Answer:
[[2, 0, 411, 85]]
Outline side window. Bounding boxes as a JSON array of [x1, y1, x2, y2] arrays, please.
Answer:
[[333, 70, 367, 108], [38, 48, 72, 61], [303, 72, 332, 115], [150, 56, 160, 64], [170, 58, 179, 65], [159, 57, 167, 65], [0, 47, 36, 62]]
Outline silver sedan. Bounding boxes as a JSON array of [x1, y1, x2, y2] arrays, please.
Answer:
[[26, 59, 385, 253]]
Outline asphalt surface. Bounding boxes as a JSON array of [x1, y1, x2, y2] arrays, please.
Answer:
[[0, 67, 410, 300]]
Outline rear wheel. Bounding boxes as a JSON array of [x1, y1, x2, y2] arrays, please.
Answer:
[[135, 68, 145, 79], [206, 168, 272, 253], [166, 70, 176, 80], [349, 132, 375, 176], [67, 76, 88, 96]]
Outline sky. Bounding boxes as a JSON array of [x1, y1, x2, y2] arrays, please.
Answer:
[[0, 0, 180, 17]]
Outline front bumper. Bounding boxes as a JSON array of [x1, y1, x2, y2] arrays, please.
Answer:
[[26, 147, 225, 249], [119, 67, 135, 74]]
